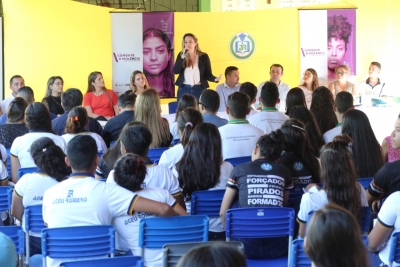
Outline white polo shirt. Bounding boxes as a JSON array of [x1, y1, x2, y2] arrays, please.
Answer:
[[216, 82, 241, 112], [158, 144, 184, 170], [62, 132, 107, 153], [1, 94, 14, 115], [218, 120, 264, 160], [254, 81, 290, 112], [248, 107, 289, 134], [323, 125, 342, 144]]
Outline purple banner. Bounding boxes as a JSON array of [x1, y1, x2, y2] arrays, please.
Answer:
[[142, 12, 175, 98]]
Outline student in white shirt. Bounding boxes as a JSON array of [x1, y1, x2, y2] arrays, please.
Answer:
[[159, 108, 203, 170], [218, 92, 264, 160], [61, 106, 107, 153], [174, 123, 234, 240], [10, 102, 67, 183], [112, 153, 187, 266], [11, 137, 71, 257], [239, 82, 259, 118], [249, 82, 289, 134], [169, 94, 197, 142]]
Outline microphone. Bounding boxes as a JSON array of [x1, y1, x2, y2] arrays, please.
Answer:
[[183, 49, 188, 57]]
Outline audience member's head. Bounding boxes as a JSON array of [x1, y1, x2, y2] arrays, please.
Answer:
[[17, 86, 35, 105], [113, 153, 147, 192], [176, 107, 203, 147], [25, 102, 54, 133], [30, 137, 71, 182], [176, 243, 246, 267], [7, 97, 27, 123], [260, 82, 279, 108], [335, 91, 354, 114], [310, 86, 338, 134], [0, 232, 17, 267], [227, 92, 250, 119], [61, 88, 83, 111], [65, 106, 88, 134], [285, 87, 306, 116], [120, 121, 152, 158], [239, 82, 257, 105], [175, 94, 197, 121], [253, 129, 284, 161], [305, 203, 370, 267], [9, 75, 24, 96], [199, 89, 220, 114], [66, 135, 98, 171], [117, 90, 136, 111]]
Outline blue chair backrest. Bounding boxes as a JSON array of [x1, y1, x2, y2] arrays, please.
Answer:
[[60, 256, 144, 267], [148, 147, 169, 164], [6, 148, 11, 177], [191, 189, 226, 217], [168, 102, 178, 114], [289, 239, 311, 267], [0, 226, 25, 255], [0, 186, 12, 211], [41, 225, 115, 259], [357, 177, 373, 190], [18, 167, 38, 180], [109, 141, 116, 148], [388, 232, 400, 265], [224, 156, 251, 167], [138, 215, 209, 249], [360, 206, 371, 235], [98, 152, 103, 158], [24, 205, 45, 233]]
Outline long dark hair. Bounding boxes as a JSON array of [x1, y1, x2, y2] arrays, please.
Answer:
[[174, 94, 197, 121], [176, 123, 222, 201], [30, 137, 71, 182], [280, 119, 321, 182], [285, 87, 306, 116], [114, 153, 147, 192], [310, 86, 338, 134], [176, 107, 203, 147], [257, 129, 284, 161], [320, 135, 360, 215], [25, 102, 55, 134], [341, 109, 383, 177], [289, 106, 324, 157]]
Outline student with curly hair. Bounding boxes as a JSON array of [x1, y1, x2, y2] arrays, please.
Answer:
[[310, 86, 338, 135], [11, 137, 71, 256], [285, 87, 306, 116]]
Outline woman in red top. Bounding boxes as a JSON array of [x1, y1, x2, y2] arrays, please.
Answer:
[[83, 71, 118, 121]]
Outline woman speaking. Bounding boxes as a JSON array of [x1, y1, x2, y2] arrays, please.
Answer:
[[173, 33, 221, 101]]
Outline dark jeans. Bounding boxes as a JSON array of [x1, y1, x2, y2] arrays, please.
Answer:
[[177, 85, 204, 101], [29, 235, 42, 256], [208, 231, 226, 241], [233, 237, 288, 259]]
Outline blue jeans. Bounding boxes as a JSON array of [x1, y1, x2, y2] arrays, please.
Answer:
[[177, 85, 204, 101]]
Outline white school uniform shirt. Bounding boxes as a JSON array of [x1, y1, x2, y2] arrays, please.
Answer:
[[158, 144, 184, 170], [248, 107, 289, 134], [0, 144, 7, 163], [10, 132, 67, 168], [254, 80, 290, 112], [42, 173, 139, 267], [323, 125, 342, 144], [172, 161, 233, 232], [1, 94, 14, 115], [218, 120, 264, 160], [113, 187, 178, 267], [14, 172, 59, 236], [62, 132, 107, 153], [169, 121, 180, 141], [246, 109, 259, 119]]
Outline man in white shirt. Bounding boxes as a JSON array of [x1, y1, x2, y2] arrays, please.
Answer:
[[254, 64, 290, 112], [216, 66, 240, 112], [219, 92, 264, 160], [358, 62, 387, 104], [1, 75, 24, 115], [323, 91, 354, 143], [249, 82, 289, 134], [239, 82, 259, 118]]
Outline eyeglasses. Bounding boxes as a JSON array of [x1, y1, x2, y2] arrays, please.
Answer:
[[336, 71, 347, 76], [303, 73, 313, 77], [198, 101, 207, 108]]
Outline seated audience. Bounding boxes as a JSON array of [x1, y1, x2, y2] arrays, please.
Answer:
[[170, 94, 197, 141], [10, 102, 66, 183], [220, 130, 292, 259], [219, 92, 263, 160], [42, 76, 65, 115], [381, 114, 400, 163], [135, 88, 172, 148], [310, 86, 338, 135], [198, 89, 227, 128], [297, 135, 368, 238], [248, 81, 288, 134], [239, 82, 259, 118], [216, 66, 240, 112], [285, 87, 306, 116], [62, 106, 107, 153], [175, 123, 233, 240], [159, 108, 203, 170]]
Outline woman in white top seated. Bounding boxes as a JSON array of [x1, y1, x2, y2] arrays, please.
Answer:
[[11, 137, 71, 256], [62, 106, 107, 153], [173, 122, 233, 240], [297, 134, 368, 238]]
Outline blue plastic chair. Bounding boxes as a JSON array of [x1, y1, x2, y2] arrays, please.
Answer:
[[388, 232, 400, 267], [0, 226, 25, 264], [41, 225, 116, 267], [60, 256, 144, 267], [24, 205, 45, 260], [148, 147, 169, 164], [0, 186, 12, 212], [109, 141, 116, 148], [225, 207, 295, 267], [168, 101, 178, 114], [357, 177, 373, 190], [6, 148, 11, 177], [289, 239, 311, 267], [98, 152, 103, 158], [18, 167, 38, 180], [224, 156, 251, 167], [190, 189, 226, 217]]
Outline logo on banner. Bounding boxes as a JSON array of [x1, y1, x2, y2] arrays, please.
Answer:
[[229, 32, 256, 60], [113, 53, 141, 63], [300, 48, 325, 57]]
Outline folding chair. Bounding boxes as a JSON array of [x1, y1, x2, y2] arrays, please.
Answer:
[[162, 241, 244, 267], [139, 216, 209, 265], [225, 207, 295, 267], [24, 205, 45, 261], [289, 239, 311, 267], [388, 232, 400, 267], [224, 156, 251, 167], [148, 147, 169, 164], [6, 148, 11, 177], [168, 102, 178, 114], [41, 225, 115, 267], [0, 226, 25, 267], [18, 167, 38, 180], [357, 177, 373, 190], [0, 186, 12, 211], [190, 189, 226, 216], [60, 256, 144, 267]]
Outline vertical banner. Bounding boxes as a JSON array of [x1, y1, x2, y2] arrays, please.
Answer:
[[111, 12, 175, 98], [299, 9, 356, 86]]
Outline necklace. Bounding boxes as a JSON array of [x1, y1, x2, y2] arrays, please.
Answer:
[[51, 95, 62, 107]]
